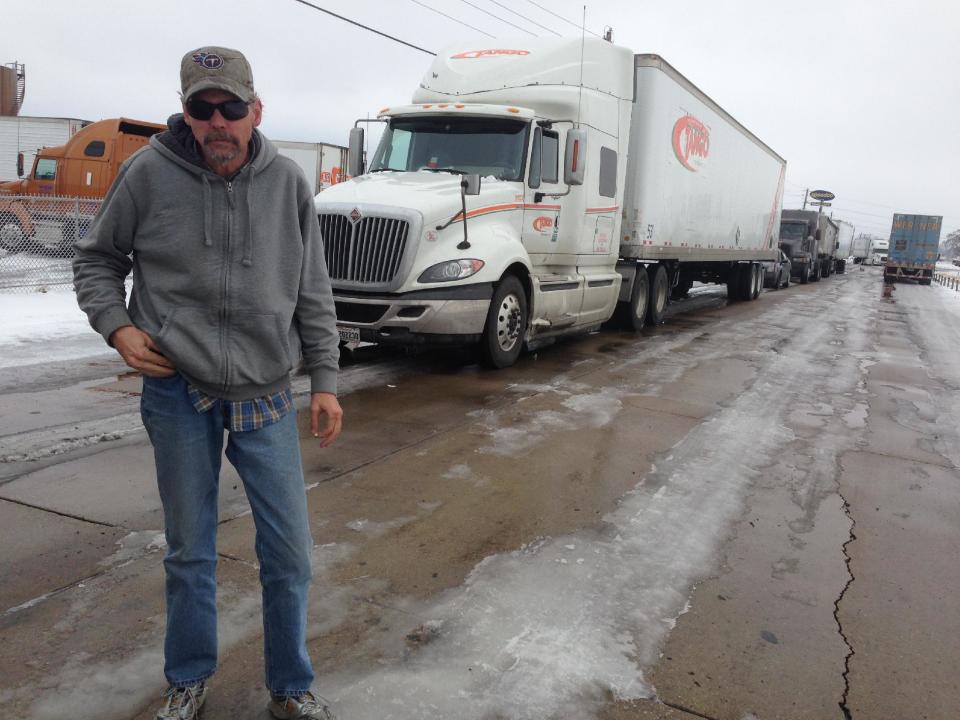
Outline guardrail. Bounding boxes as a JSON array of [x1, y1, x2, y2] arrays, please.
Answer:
[[934, 271, 960, 292], [0, 194, 103, 292]]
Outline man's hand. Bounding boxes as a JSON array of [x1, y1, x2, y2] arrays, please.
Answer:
[[109, 325, 176, 378], [310, 392, 343, 448]]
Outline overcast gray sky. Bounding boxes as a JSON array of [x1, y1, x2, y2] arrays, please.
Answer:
[[5, 0, 957, 237]]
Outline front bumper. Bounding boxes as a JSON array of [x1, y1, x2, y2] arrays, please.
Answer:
[[333, 283, 494, 344]]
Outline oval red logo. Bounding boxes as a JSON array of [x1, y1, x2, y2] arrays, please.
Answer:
[[451, 49, 531, 60], [672, 114, 710, 172], [532, 216, 554, 232]]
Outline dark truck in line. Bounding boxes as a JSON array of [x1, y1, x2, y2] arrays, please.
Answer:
[[778, 209, 838, 283], [884, 213, 942, 285]]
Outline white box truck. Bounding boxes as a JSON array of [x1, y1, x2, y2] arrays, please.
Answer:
[[0, 115, 89, 183], [834, 219, 855, 273], [274, 139, 349, 195], [318, 39, 785, 367]]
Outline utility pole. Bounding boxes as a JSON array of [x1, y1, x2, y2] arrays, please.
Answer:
[[802, 188, 809, 211]]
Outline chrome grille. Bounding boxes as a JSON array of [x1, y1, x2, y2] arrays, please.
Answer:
[[319, 213, 409, 284]]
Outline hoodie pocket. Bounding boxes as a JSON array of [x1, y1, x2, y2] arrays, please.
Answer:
[[226, 310, 293, 386], [155, 306, 224, 387]]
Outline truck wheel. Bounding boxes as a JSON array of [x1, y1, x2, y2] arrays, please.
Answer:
[[750, 263, 762, 300], [647, 265, 669, 325], [0, 216, 27, 253], [480, 275, 527, 369], [626, 267, 650, 330], [811, 262, 821, 282], [800, 264, 810, 284]]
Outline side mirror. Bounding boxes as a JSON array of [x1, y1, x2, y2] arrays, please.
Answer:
[[348, 127, 365, 177], [16, 152, 24, 178], [564, 128, 587, 186], [462, 174, 481, 196]]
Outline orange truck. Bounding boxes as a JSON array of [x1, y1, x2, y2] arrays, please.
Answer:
[[0, 117, 165, 253]]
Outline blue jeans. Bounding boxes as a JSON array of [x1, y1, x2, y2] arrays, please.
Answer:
[[140, 374, 314, 695]]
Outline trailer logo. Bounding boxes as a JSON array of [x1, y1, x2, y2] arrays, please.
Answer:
[[672, 114, 710, 172], [450, 49, 531, 59], [192, 52, 224, 70]]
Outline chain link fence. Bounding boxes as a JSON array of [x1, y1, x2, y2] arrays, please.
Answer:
[[0, 195, 102, 292]]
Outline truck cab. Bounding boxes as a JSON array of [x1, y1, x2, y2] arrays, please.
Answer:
[[317, 39, 633, 367], [0, 117, 164, 254], [0, 117, 165, 198]]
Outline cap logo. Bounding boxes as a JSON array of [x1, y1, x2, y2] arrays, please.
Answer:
[[192, 52, 224, 70]]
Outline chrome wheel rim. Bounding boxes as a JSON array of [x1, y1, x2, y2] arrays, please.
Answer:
[[496, 293, 522, 352]]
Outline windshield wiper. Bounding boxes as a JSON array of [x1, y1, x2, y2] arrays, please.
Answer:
[[421, 167, 466, 175], [368, 167, 401, 173]]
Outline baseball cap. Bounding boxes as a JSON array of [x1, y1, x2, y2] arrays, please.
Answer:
[[180, 46, 255, 103]]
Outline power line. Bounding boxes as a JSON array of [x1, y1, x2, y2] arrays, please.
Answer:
[[459, 0, 538, 35], [291, 0, 436, 55], [409, 0, 496, 38], [486, 0, 561, 36], [523, 0, 601, 36]]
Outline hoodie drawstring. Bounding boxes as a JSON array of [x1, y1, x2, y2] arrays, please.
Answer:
[[201, 176, 213, 248], [242, 175, 254, 267]]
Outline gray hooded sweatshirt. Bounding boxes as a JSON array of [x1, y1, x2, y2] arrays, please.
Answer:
[[73, 115, 339, 400]]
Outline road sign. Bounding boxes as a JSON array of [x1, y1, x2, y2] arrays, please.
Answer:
[[809, 189, 835, 201]]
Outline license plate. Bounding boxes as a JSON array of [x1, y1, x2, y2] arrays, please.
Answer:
[[337, 325, 360, 343]]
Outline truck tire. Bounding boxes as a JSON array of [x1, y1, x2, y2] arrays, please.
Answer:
[[811, 261, 821, 282], [750, 263, 762, 300], [800, 263, 810, 284], [480, 275, 527, 369], [647, 265, 669, 325], [0, 215, 27, 253], [731, 262, 752, 300], [626, 266, 650, 330]]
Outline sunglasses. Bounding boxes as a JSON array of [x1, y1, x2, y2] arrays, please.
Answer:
[[185, 98, 251, 121]]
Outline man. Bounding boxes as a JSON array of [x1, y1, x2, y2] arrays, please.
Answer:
[[73, 47, 342, 720]]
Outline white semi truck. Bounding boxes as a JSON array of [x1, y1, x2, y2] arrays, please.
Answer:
[[317, 39, 785, 367]]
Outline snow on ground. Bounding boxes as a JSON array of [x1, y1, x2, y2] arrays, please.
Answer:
[[0, 287, 109, 369]]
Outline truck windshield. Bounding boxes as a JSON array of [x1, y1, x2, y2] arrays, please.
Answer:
[[370, 116, 529, 181], [779, 222, 806, 241]]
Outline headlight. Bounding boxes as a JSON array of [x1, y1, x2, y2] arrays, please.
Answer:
[[418, 259, 485, 283]]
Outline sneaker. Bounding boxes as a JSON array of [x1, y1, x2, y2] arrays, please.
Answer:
[[155, 682, 207, 720], [268, 690, 338, 719]]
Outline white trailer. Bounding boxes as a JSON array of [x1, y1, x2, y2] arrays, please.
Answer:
[[834, 220, 855, 273], [319, 39, 784, 367], [851, 234, 873, 264], [0, 115, 89, 183], [274, 139, 349, 195]]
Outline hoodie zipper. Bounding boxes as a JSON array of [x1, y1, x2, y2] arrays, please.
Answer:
[[221, 179, 234, 395]]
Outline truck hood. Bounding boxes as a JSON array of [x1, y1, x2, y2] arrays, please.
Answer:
[[314, 171, 522, 227]]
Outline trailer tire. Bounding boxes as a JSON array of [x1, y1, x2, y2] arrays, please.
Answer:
[[751, 263, 762, 300], [0, 215, 27, 253], [480, 275, 527, 369], [647, 265, 669, 325], [626, 266, 650, 330]]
